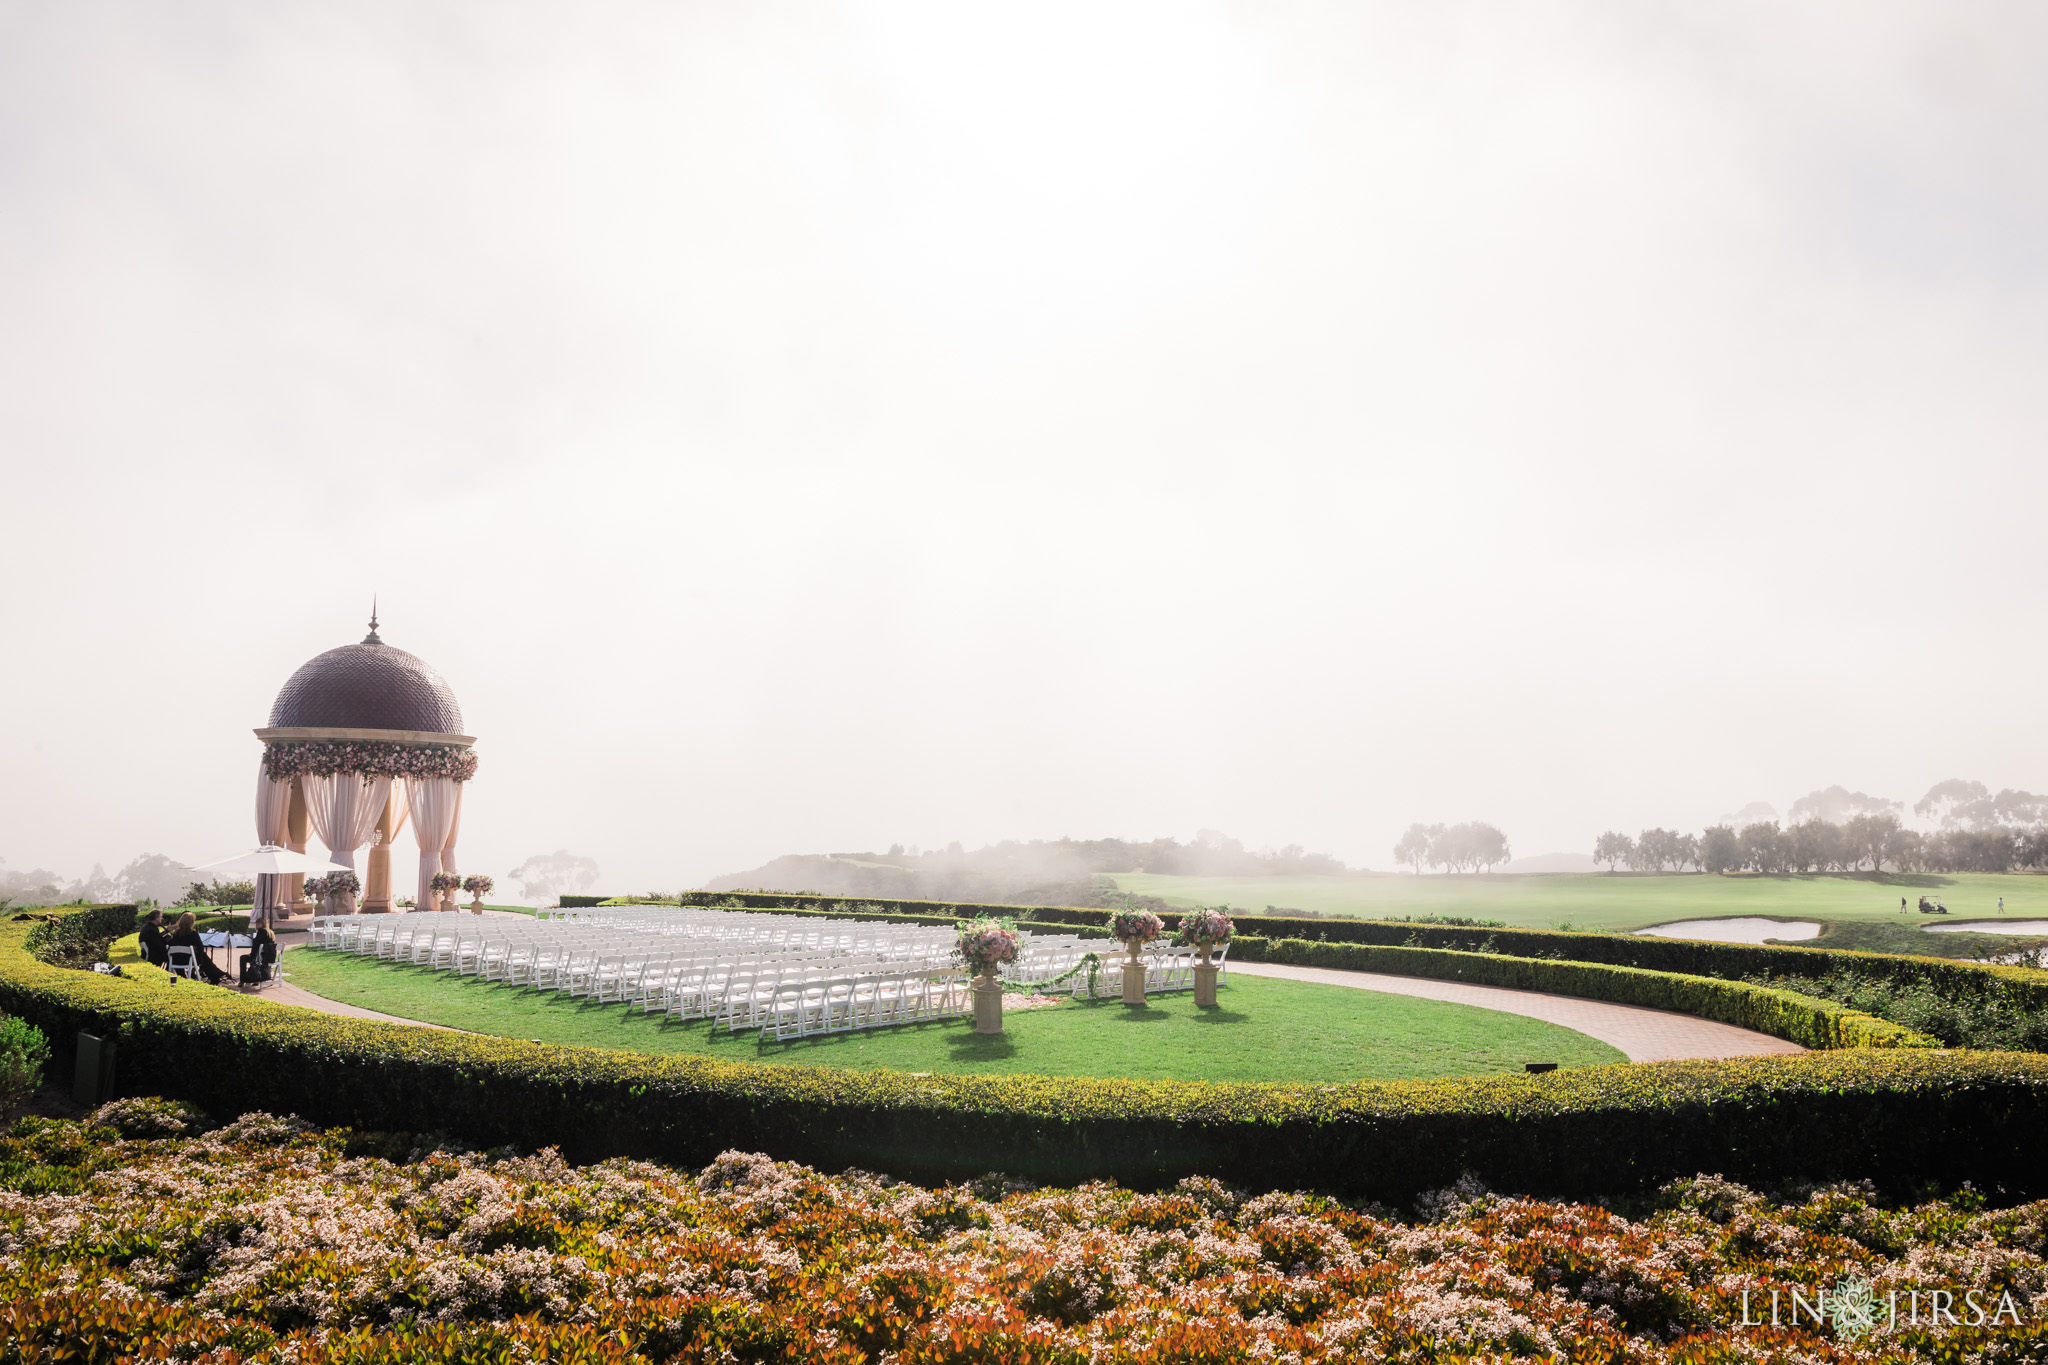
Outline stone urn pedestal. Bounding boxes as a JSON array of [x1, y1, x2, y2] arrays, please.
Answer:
[[468, 896, 486, 915], [1193, 946, 1220, 1008], [972, 973, 1004, 1033], [1120, 942, 1148, 1005]]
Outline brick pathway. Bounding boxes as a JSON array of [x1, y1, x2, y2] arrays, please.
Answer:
[[1227, 961, 1804, 1062]]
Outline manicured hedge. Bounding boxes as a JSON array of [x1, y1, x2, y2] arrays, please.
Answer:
[[20, 903, 141, 966], [1229, 936, 1936, 1049], [4, 909, 2045, 1200]]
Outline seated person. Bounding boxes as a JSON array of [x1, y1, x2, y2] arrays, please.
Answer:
[[240, 921, 278, 984], [166, 911, 228, 984], [137, 909, 169, 967]]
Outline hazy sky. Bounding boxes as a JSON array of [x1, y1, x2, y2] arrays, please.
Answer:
[[4, 1, 2046, 892]]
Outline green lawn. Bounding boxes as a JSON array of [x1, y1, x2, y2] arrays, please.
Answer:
[[1110, 871, 2048, 934], [279, 950, 1624, 1082]]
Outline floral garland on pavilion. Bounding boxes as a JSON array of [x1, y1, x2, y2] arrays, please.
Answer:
[[263, 741, 477, 783]]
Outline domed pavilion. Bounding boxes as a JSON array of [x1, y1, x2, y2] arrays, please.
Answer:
[[252, 612, 477, 916]]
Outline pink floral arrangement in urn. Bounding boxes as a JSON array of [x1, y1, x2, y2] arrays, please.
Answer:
[[956, 918, 1020, 978], [1175, 908, 1234, 947], [461, 875, 493, 914], [1107, 907, 1163, 946]]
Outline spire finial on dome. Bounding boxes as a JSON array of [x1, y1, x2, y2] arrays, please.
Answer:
[[363, 597, 382, 645]]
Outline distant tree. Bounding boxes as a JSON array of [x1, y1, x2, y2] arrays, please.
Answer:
[[1884, 826, 1925, 873], [508, 850, 601, 905], [1739, 822, 1787, 874], [1593, 831, 1634, 872], [1429, 822, 1509, 874], [1672, 832, 1701, 870], [1464, 823, 1511, 873], [1634, 828, 1685, 871], [1393, 824, 1439, 875], [1915, 779, 1992, 829], [1787, 786, 1903, 824], [1699, 826, 1740, 873], [2024, 828, 2048, 871], [1842, 812, 1902, 871], [1787, 818, 1844, 872]]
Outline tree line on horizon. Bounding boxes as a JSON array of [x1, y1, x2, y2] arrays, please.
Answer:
[[1391, 822, 1511, 874], [1594, 779, 2048, 875]]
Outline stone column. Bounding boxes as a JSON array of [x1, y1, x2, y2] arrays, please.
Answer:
[[285, 778, 313, 915], [1193, 946, 1219, 1008], [361, 794, 399, 913], [972, 974, 1003, 1033]]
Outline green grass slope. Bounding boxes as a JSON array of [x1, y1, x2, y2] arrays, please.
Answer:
[[279, 949, 1625, 1082], [1110, 870, 2048, 932]]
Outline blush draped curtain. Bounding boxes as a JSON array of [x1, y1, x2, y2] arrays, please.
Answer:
[[407, 776, 462, 907], [301, 772, 392, 877], [253, 760, 293, 922]]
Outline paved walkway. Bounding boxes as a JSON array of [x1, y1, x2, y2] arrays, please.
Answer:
[[262, 927, 457, 1030], [1228, 961, 1804, 1062]]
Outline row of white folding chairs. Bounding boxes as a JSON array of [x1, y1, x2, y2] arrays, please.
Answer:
[[706, 954, 946, 1030], [765, 969, 970, 1040], [664, 952, 947, 1024]]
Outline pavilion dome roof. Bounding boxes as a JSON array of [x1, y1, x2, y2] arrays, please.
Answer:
[[267, 627, 464, 735]]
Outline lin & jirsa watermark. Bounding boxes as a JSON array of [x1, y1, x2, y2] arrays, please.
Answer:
[[1740, 1275, 2026, 1341]]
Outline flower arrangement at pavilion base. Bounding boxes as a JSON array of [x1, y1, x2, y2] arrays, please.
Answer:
[[460, 875, 493, 912], [303, 870, 360, 911], [429, 872, 463, 910], [263, 741, 478, 784], [9, 1099, 2045, 1365]]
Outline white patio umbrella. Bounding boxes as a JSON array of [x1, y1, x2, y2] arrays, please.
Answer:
[[180, 846, 334, 877]]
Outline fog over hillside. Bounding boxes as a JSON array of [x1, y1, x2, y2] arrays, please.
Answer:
[[704, 832, 1351, 908]]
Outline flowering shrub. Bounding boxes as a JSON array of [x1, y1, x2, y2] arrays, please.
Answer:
[[0, 1012, 48, 1108], [264, 741, 478, 783], [1109, 908, 1164, 946], [430, 873, 463, 894], [461, 875, 494, 898], [3, 1111, 2046, 1365], [956, 917, 1020, 976], [1177, 907, 1234, 947]]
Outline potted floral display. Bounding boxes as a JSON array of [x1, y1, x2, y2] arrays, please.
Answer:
[[429, 872, 463, 912], [461, 874, 493, 915], [1107, 906, 1163, 1004], [314, 870, 360, 915], [1176, 907, 1234, 1007], [956, 918, 1019, 1034]]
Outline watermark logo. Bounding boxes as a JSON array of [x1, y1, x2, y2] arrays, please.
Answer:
[[1828, 1276, 1882, 1342], [1740, 1278, 2025, 1337]]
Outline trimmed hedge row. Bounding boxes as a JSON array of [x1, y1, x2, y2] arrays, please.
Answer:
[[1229, 936, 1936, 1050], [580, 891, 2048, 1011], [6, 908, 2045, 1200], [20, 903, 140, 966]]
